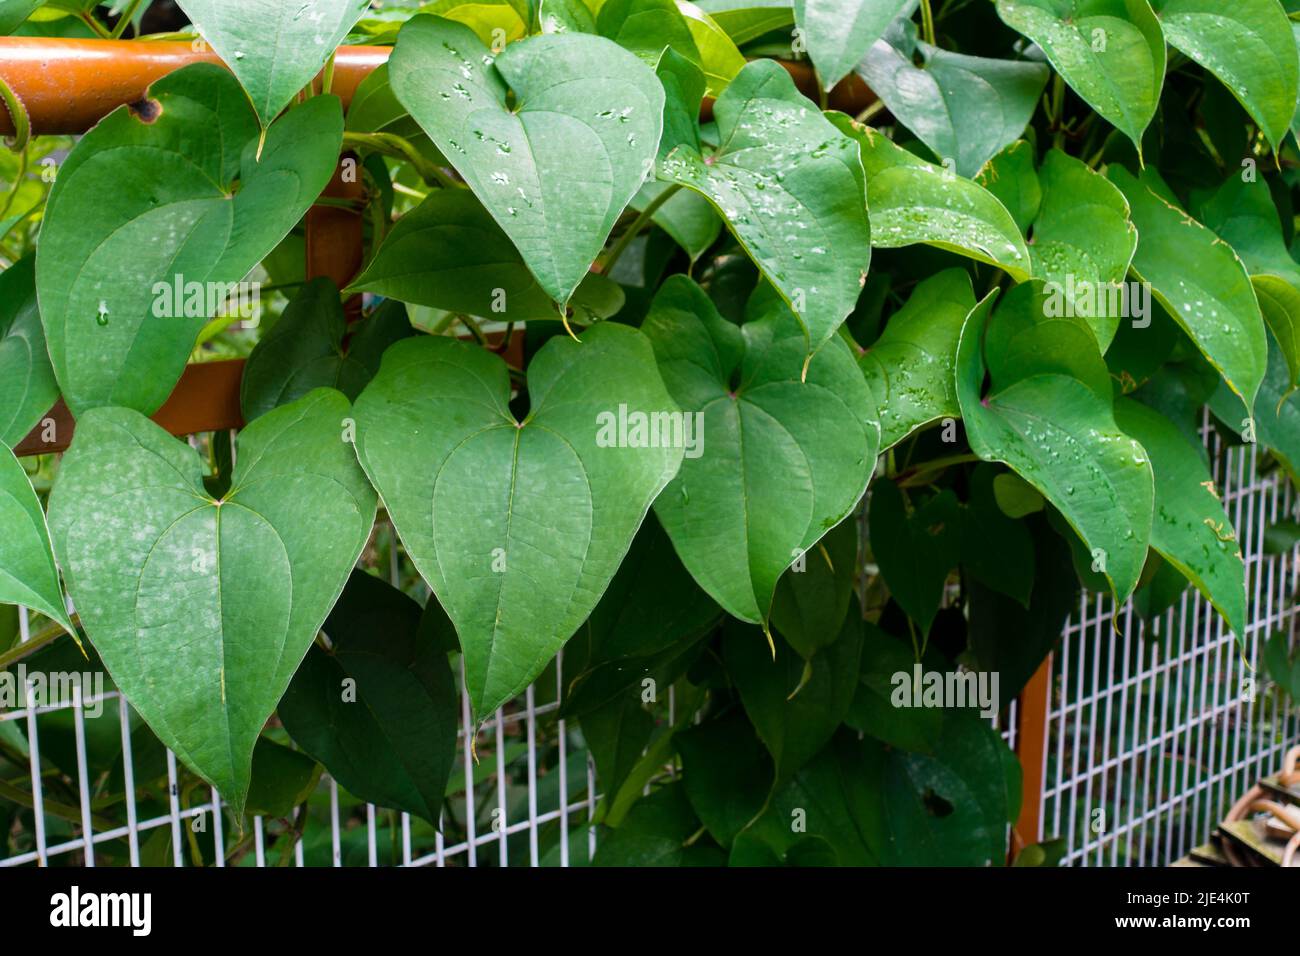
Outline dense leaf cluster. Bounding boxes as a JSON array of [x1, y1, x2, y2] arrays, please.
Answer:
[[2, 0, 1299, 866]]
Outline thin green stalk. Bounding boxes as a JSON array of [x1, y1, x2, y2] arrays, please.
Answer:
[[0, 778, 116, 831], [919, 0, 937, 46], [855, 99, 887, 125], [458, 313, 487, 345], [322, 51, 337, 96], [600, 183, 681, 274], [342, 132, 461, 190], [0, 72, 31, 154], [110, 0, 145, 39], [1051, 73, 1066, 150], [78, 10, 113, 39], [0, 617, 78, 671], [896, 452, 982, 487]]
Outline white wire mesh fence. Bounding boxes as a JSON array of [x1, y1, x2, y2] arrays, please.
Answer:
[[0, 583, 616, 868], [1034, 413, 1300, 866], [3, 417, 1298, 867]]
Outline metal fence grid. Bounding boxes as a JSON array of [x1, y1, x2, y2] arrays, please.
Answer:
[[4, 418, 1298, 867], [0, 603, 615, 868], [1035, 412, 1300, 866]]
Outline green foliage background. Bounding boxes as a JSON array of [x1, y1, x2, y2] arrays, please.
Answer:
[[1, 0, 1299, 866]]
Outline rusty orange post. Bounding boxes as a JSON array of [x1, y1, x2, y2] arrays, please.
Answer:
[[1012, 655, 1054, 857], [306, 152, 367, 316], [15, 360, 246, 456], [0, 38, 390, 136]]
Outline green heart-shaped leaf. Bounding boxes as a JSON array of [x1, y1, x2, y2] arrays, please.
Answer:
[[1108, 166, 1266, 414], [659, 58, 873, 354], [995, 0, 1166, 151], [1151, 0, 1299, 152], [279, 570, 459, 826], [47, 390, 377, 812], [643, 276, 879, 625], [347, 189, 625, 321], [797, 0, 916, 91], [1196, 176, 1300, 393], [1114, 398, 1246, 640], [859, 268, 977, 450], [856, 19, 1049, 177], [389, 15, 664, 305], [0, 444, 72, 634], [241, 279, 413, 423], [176, 0, 372, 127], [957, 281, 1155, 600], [0, 258, 58, 447], [1030, 149, 1137, 350], [352, 323, 683, 720], [37, 64, 342, 416], [834, 116, 1032, 280]]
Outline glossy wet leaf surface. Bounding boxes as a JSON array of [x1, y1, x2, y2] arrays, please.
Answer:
[[0, 258, 58, 447], [1114, 397, 1245, 640], [957, 282, 1155, 600], [1109, 166, 1266, 415], [836, 118, 1031, 280], [659, 59, 872, 353], [1196, 176, 1300, 393], [859, 268, 976, 449], [1151, 0, 1299, 151], [995, 0, 1165, 150], [46, 391, 377, 813], [1029, 149, 1137, 350], [389, 16, 663, 305], [643, 277, 879, 625], [177, 0, 372, 127], [37, 65, 342, 415], [352, 323, 682, 720]]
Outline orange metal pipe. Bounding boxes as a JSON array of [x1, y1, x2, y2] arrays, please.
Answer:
[[0, 38, 390, 136], [15, 359, 246, 456], [1011, 654, 1054, 857], [0, 37, 874, 137]]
